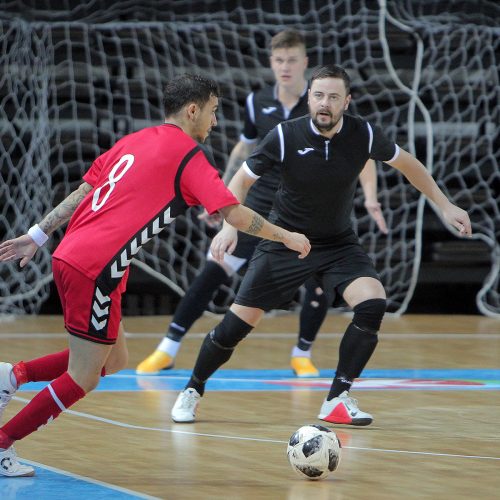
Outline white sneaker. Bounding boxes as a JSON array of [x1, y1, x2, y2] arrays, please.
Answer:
[[0, 362, 17, 422], [171, 388, 201, 423], [318, 390, 373, 426], [0, 446, 35, 477]]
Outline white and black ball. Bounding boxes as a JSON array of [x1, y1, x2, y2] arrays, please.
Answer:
[[287, 424, 341, 480]]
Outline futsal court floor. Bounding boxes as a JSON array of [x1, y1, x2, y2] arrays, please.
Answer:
[[1, 313, 499, 499]]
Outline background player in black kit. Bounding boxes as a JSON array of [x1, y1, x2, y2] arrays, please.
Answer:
[[171, 64, 472, 425], [136, 29, 387, 378]]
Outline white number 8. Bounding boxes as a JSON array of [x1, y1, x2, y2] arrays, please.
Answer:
[[92, 154, 135, 212]]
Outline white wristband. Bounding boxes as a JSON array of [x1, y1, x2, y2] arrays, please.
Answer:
[[28, 224, 49, 247]]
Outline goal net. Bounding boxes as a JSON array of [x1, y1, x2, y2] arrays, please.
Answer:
[[0, 0, 498, 317]]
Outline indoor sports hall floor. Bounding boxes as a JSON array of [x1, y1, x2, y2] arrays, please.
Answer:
[[1, 313, 499, 500]]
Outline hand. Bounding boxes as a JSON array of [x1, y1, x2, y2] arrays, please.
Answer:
[[441, 203, 472, 237], [210, 225, 239, 263], [0, 234, 39, 268], [283, 232, 311, 259], [197, 209, 222, 229], [364, 200, 388, 234]]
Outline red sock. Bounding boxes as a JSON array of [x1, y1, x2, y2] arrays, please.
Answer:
[[15, 350, 70, 385], [14, 349, 106, 386], [1, 372, 85, 442]]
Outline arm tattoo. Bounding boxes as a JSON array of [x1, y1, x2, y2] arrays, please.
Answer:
[[245, 214, 265, 235], [39, 183, 92, 235]]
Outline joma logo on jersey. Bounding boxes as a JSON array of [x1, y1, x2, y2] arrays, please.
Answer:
[[297, 147, 315, 155], [262, 106, 277, 114]]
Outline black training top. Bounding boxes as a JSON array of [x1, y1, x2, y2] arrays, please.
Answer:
[[245, 114, 398, 243], [241, 84, 309, 216]]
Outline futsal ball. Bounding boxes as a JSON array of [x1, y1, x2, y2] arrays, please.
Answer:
[[287, 424, 341, 480]]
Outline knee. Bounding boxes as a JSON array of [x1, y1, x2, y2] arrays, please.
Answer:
[[352, 298, 387, 333], [69, 369, 101, 392], [212, 310, 254, 349]]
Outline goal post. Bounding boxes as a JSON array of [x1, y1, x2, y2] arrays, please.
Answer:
[[0, 1, 498, 317]]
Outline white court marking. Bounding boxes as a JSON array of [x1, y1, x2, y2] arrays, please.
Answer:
[[21, 459, 160, 500], [12, 396, 500, 462]]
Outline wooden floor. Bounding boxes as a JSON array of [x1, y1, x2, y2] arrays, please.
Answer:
[[1, 313, 500, 499]]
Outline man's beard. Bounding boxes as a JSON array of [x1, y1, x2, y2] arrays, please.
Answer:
[[312, 113, 340, 132]]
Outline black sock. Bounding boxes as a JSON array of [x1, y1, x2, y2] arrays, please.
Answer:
[[297, 280, 329, 347], [186, 331, 234, 396], [186, 311, 254, 396], [168, 261, 229, 339], [327, 323, 378, 400]]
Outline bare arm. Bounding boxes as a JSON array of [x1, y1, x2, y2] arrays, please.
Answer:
[[358, 159, 388, 234], [387, 148, 472, 236], [0, 181, 92, 267], [212, 166, 310, 260], [221, 141, 256, 184], [39, 182, 93, 235], [215, 203, 310, 260]]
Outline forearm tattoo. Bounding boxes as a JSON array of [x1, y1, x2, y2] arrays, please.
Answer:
[[245, 213, 265, 235], [39, 183, 92, 234]]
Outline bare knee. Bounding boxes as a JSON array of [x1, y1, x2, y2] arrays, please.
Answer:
[[69, 368, 101, 393]]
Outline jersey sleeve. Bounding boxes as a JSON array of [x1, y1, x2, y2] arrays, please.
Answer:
[[241, 93, 258, 143], [82, 154, 105, 187], [180, 149, 239, 214], [245, 127, 282, 177], [369, 123, 399, 162]]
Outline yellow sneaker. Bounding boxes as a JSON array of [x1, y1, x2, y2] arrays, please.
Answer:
[[291, 356, 319, 378], [136, 350, 174, 374]]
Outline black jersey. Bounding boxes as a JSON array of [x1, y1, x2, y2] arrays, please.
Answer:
[[241, 84, 308, 216], [245, 114, 398, 242]]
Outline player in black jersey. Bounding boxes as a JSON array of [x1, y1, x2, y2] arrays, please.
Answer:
[[136, 30, 387, 378], [171, 64, 472, 426]]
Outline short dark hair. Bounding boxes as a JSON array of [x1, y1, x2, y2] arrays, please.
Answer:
[[270, 29, 306, 51], [310, 65, 351, 94], [163, 74, 220, 117]]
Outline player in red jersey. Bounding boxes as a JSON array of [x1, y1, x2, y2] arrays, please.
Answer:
[[0, 74, 310, 477]]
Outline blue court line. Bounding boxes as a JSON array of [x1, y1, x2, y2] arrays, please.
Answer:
[[17, 368, 500, 393], [1, 459, 158, 500]]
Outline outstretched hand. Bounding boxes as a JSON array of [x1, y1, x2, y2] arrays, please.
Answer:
[[364, 200, 388, 234], [0, 234, 39, 268], [442, 203, 472, 237]]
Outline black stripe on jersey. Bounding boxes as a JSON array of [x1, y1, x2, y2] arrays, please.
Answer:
[[173, 145, 201, 216], [96, 202, 176, 295]]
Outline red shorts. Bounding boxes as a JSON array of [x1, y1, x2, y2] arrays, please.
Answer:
[[52, 258, 129, 345]]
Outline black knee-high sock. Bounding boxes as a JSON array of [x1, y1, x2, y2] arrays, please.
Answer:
[[186, 311, 253, 395], [186, 332, 234, 396], [167, 261, 229, 341], [327, 298, 386, 400], [297, 281, 329, 350]]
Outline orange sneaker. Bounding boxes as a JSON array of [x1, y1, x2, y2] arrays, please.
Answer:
[[136, 350, 174, 374], [290, 356, 320, 378]]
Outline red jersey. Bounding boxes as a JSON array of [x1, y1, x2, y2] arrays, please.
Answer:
[[53, 124, 239, 293]]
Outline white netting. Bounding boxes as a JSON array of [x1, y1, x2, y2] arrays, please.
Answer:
[[0, 0, 498, 317]]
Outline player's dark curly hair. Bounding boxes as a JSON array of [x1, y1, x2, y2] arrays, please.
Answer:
[[310, 65, 351, 94], [163, 74, 220, 117]]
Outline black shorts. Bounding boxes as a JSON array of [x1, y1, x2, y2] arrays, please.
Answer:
[[234, 232, 380, 311]]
